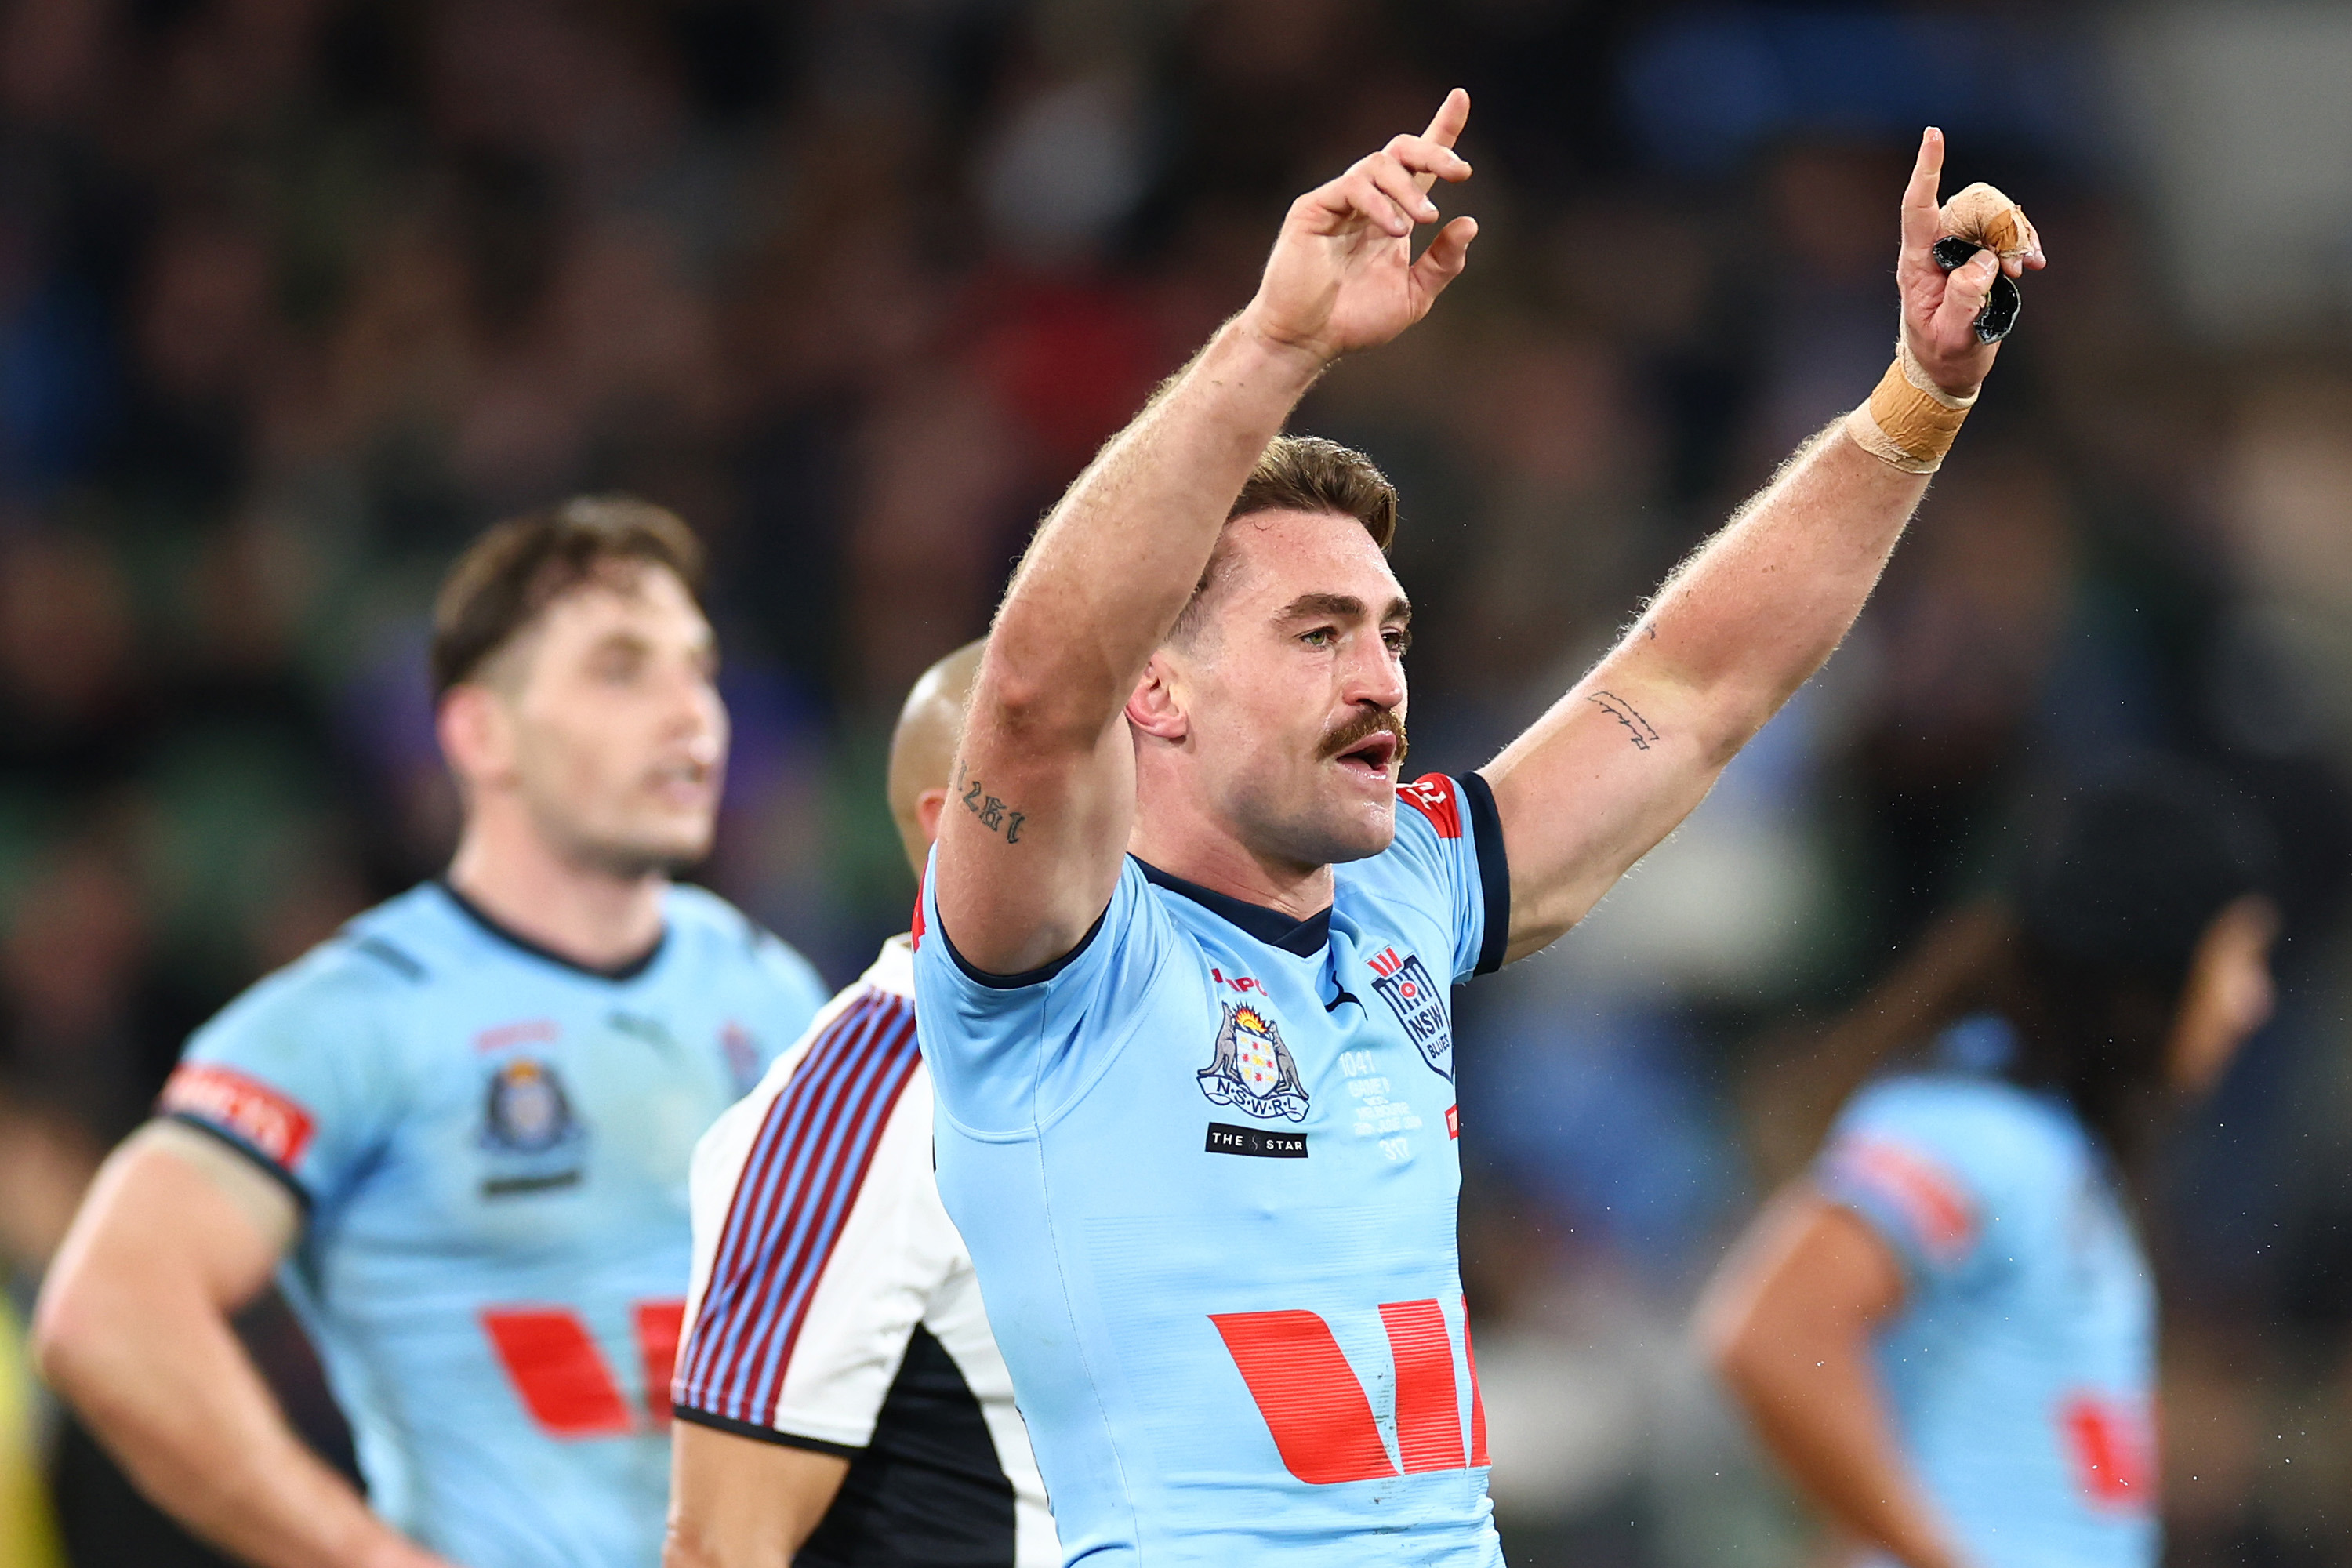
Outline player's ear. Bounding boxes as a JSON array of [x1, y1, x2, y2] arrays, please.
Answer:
[[1125, 652, 1189, 742], [437, 683, 517, 786], [913, 786, 951, 847]]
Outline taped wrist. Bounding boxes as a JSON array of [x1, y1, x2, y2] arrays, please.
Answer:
[[1845, 339, 1978, 474]]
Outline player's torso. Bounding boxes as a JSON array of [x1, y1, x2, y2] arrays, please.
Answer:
[[294, 887, 803, 1568], [1882, 1102, 2157, 1567], [940, 869, 1496, 1565]]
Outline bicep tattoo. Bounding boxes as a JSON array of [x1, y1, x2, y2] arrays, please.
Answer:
[[956, 767, 1029, 844]]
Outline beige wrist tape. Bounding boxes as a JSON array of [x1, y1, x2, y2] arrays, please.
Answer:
[[1846, 339, 1978, 474]]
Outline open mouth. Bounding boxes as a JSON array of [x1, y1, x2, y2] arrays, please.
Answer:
[[1334, 731, 1400, 778], [648, 760, 714, 804]]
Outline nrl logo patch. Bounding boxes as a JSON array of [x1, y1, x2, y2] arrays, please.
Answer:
[[1198, 1004, 1310, 1122], [1370, 947, 1451, 1080]]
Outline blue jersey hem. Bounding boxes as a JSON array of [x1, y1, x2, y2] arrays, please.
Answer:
[[1460, 771, 1511, 975], [937, 901, 1110, 990]]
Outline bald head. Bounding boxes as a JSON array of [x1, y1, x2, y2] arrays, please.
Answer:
[[888, 639, 985, 877]]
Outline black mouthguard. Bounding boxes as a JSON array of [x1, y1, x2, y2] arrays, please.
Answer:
[[1933, 235, 2021, 343]]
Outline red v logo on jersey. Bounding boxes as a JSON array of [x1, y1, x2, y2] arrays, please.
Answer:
[[481, 1300, 685, 1439], [1209, 1300, 1484, 1484]]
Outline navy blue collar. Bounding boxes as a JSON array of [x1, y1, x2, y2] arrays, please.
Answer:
[[435, 878, 667, 982], [1134, 858, 1331, 957]]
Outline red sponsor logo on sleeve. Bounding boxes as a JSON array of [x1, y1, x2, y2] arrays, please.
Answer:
[[2062, 1393, 2158, 1510], [1832, 1138, 1978, 1262], [158, 1062, 318, 1168], [1396, 775, 1463, 839], [1446, 1104, 1460, 1138]]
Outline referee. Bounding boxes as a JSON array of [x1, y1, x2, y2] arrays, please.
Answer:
[[665, 640, 1055, 1568]]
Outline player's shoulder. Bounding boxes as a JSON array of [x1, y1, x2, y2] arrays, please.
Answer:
[[706, 949, 925, 1156], [1838, 1065, 2085, 1190], [661, 882, 826, 995], [1351, 771, 1501, 883], [190, 887, 441, 1051]]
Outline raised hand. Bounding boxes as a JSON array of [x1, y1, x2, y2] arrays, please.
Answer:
[[1240, 89, 1479, 366], [1897, 128, 2047, 397]]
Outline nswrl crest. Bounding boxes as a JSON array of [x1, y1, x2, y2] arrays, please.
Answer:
[[1198, 1004, 1310, 1122], [1370, 948, 1452, 1080]]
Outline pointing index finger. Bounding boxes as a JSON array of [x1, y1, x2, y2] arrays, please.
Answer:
[[1422, 88, 1471, 151], [1410, 90, 1472, 195], [1901, 127, 1944, 253]]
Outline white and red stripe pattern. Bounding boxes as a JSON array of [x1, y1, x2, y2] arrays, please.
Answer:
[[673, 987, 922, 1426]]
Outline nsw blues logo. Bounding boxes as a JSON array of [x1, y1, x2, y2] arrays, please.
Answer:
[[1198, 1004, 1310, 1122], [1370, 947, 1451, 1080]]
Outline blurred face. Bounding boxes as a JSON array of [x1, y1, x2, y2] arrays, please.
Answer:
[[1141, 510, 1410, 869], [2166, 895, 2281, 1097], [470, 564, 728, 877]]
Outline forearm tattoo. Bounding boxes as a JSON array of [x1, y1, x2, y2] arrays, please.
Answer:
[[957, 769, 1029, 844], [1588, 691, 1661, 751]]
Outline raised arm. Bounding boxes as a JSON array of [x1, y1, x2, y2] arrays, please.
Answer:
[[1698, 1189, 1962, 1568], [1482, 129, 2044, 960], [34, 1124, 455, 1568], [935, 93, 1479, 975]]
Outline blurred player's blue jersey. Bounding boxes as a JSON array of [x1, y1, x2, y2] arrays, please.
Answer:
[[158, 880, 827, 1568], [1817, 1018, 2158, 1568], [914, 773, 1509, 1566]]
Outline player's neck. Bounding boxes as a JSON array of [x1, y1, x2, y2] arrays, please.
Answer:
[[1128, 805, 1334, 921], [445, 817, 669, 973]]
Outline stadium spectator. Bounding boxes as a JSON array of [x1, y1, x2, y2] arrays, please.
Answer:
[[667, 640, 1055, 1567]]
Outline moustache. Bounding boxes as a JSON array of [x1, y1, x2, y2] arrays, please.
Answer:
[[1318, 708, 1409, 765]]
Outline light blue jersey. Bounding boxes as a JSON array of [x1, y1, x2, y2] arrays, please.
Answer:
[[1816, 1019, 2158, 1568], [914, 773, 1509, 1566], [158, 880, 827, 1568]]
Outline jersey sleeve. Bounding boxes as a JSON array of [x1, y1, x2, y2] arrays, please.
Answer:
[[155, 940, 410, 1213], [1381, 772, 1511, 982], [913, 854, 1183, 1137], [673, 993, 946, 1452], [1814, 1081, 2035, 1291]]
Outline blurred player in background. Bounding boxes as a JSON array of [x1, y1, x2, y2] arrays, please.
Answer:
[[665, 639, 1055, 1568], [1701, 763, 2279, 1568], [916, 87, 2042, 1565], [33, 499, 829, 1568]]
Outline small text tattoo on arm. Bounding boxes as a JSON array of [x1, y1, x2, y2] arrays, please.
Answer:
[[958, 771, 1028, 844], [1588, 691, 1662, 751]]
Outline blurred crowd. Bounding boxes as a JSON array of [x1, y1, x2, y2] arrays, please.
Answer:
[[6, 0, 2352, 1563]]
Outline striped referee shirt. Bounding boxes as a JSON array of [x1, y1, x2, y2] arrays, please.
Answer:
[[674, 936, 1056, 1566]]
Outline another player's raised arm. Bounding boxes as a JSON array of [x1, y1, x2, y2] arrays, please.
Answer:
[[1479, 129, 2042, 960], [1697, 1191, 1963, 1568], [935, 93, 1477, 975]]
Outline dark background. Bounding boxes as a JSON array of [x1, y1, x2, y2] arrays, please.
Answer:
[[6, 0, 2352, 1563]]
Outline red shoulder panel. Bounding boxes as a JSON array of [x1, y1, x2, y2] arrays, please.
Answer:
[[1396, 774, 1463, 839]]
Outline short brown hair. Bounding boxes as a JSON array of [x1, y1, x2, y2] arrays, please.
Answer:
[[1170, 435, 1399, 645], [1229, 434, 1396, 547], [430, 495, 706, 698]]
